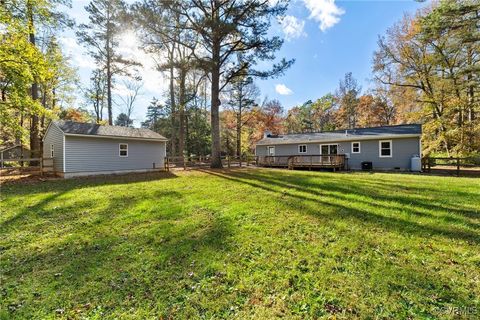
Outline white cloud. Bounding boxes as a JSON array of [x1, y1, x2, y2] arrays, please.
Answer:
[[303, 0, 345, 32], [279, 15, 306, 40], [275, 84, 293, 95], [59, 36, 97, 69]]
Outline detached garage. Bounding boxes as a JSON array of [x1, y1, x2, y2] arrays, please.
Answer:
[[43, 120, 167, 178]]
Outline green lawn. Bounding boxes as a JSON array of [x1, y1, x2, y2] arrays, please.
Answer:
[[1, 169, 479, 319]]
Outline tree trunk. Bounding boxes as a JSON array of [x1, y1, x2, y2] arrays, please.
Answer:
[[28, 1, 40, 162], [169, 55, 177, 157], [107, 60, 113, 125], [106, 6, 113, 125], [185, 113, 190, 156], [236, 112, 241, 157], [210, 61, 223, 168], [236, 84, 243, 157], [178, 69, 186, 157]]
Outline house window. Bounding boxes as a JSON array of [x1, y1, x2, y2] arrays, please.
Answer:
[[320, 144, 338, 155], [379, 140, 392, 157], [351, 142, 360, 154], [50, 144, 54, 158], [267, 146, 275, 156], [119, 143, 128, 157], [298, 145, 307, 153]]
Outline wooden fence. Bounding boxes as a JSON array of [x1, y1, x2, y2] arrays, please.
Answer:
[[422, 157, 480, 176], [164, 155, 258, 171], [0, 157, 54, 176]]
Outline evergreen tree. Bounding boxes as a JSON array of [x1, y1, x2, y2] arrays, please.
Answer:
[[114, 112, 133, 127], [163, 0, 293, 167], [77, 0, 139, 125]]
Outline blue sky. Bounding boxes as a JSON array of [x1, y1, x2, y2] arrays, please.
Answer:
[[61, 0, 429, 126]]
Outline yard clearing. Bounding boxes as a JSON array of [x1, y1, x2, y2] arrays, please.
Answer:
[[1, 169, 479, 319]]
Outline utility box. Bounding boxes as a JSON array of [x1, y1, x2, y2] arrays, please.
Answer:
[[361, 161, 373, 171], [411, 156, 422, 172]]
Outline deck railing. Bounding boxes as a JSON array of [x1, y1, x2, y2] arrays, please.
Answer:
[[257, 156, 291, 167], [289, 154, 346, 170]]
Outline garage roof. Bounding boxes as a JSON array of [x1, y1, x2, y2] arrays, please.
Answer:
[[53, 120, 168, 141]]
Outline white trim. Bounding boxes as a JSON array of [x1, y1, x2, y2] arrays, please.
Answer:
[[42, 122, 53, 142], [43, 121, 65, 142], [119, 143, 128, 157], [320, 143, 338, 155], [379, 140, 392, 158], [62, 134, 66, 173], [267, 146, 275, 156], [164, 140, 167, 159], [64, 132, 167, 142], [298, 144, 307, 153], [351, 141, 361, 154], [419, 137, 422, 158], [256, 134, 421, 146]]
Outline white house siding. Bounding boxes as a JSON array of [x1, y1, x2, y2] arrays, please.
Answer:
[[64, 136, 166, 174], [255, 137, 420, 170], [43, 123, 64, 172]]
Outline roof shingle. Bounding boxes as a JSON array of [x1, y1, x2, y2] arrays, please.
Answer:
[[257, 124, 421, 145], [53, 120, 167, 140]]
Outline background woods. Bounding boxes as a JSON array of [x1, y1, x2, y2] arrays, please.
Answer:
[[1, 0, 479, 163]]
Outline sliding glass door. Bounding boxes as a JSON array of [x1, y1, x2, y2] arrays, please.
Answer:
[[320, 144, 338, 163], [320, 144, 338, 155]]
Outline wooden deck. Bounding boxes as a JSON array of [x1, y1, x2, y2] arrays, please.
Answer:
[[258, 155, 346, 171]]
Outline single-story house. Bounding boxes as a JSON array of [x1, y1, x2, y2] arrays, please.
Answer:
[[43, 120, 167, 178], [255, 124, 422, 171]]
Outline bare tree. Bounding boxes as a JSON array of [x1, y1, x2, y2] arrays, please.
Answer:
[[117, 76, 143, 126]]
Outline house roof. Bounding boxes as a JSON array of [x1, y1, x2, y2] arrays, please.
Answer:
[[256, 124, 422, 145], [53, 120, 168, 141]]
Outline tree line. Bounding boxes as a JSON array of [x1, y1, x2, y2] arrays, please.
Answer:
[[1, 0, 478, 167]]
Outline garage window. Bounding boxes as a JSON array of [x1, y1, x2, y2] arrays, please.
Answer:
[[119, 143, 128, 157], [298, 145, 307, 153], [50, 144, 54, 158]]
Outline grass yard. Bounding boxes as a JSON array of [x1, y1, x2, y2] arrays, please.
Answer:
[[1, 169, 479, 319]]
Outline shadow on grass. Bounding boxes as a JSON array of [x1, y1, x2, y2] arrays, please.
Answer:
[[198, 169, 480, 245], [1, 170, 179, 194], [1, 187, 234, 317], [0, 171, 179, 228]]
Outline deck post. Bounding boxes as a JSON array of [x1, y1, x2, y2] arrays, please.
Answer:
[[456, 158, 460, 176]]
